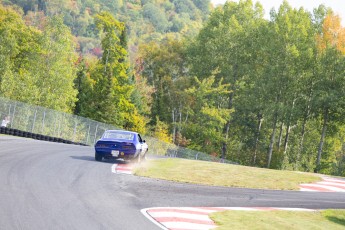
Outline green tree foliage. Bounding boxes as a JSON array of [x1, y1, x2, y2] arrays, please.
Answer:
[[0, 5, 78, 113], [260, 1, 316, 169], [184, 76, 231, 154], [192, 0, 210, 15], [138, 37, 189, 123], [142, 3, 169, 32], [3, 0, 345, 176], [77, 12, 146, 133], [138, 0, 345, 176], [4, 0, 210, 57], [153, 116, 172, 143], [313, 12, 345, 172], [187, 0, 265, 161], [33, 16, 78, 112]]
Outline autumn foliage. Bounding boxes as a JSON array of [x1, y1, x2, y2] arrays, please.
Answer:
[[317, 13, 345, 54]]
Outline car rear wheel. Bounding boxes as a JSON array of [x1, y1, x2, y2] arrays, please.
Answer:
[[95, 152, 102, 162]]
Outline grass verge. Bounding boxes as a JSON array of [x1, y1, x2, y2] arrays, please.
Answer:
[[210, 209, 345, 230], [134, 158, 321, 190]]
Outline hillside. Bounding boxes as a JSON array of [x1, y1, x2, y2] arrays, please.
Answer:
[[3, 0, 211, 56]]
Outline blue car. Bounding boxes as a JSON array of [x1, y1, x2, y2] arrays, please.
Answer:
[[94, 130, 148, 163]]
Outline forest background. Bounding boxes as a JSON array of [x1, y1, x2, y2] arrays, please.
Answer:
[[1, 0, 345, 176]]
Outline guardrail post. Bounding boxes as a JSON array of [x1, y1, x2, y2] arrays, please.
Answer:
[[73, 119, 77, 142], [31, 109, 37, 133], [10, 102, 17, 128], [41, 110, 46, 134], [86, 124, 91, 145], [93, 124, 98, 144], [57, 115, 61, 138]]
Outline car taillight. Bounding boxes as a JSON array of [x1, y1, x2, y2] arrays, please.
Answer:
[[123, 144, 135, 150]]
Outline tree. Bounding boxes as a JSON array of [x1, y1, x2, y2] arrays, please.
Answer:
[[79, 12, 146, 132], [142, 3, 169, 32], [138, 37, 189, 128], [187, 0, 265, 159], [313, 12, 345, 172], [263, 1, 316, 168], [183, 76, 231, 155], [0, 6, 78, 113], [33, 16, 78, 112]]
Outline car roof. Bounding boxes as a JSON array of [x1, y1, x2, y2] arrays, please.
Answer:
[[106, 130, 138, 135]]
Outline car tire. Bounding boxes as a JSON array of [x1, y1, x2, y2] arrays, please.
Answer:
[[95, 152, 102, 162]]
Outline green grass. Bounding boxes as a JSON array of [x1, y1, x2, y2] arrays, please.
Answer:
[[134, 158, 321, 190], [210, 209, 345, 230]]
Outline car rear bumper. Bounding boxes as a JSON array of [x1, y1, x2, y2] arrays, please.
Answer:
[[95, 148, 138, 159]]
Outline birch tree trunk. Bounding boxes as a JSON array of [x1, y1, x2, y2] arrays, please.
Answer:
[[172, 108, 176, 144], [283, 99, 295, 155], [223, 92, 233, 161], [267, 112, 278, 168], [295, 115, 307, 170], [315, 108, 329, 172], [253, 113, 263, 165], [277, 123, 283, 151]]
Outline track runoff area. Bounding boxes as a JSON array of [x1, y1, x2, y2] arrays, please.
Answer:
[[112, 163, 345, 230]]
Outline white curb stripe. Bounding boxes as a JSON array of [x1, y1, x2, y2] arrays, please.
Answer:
[[300, 188, 317, 192], [111, 164, 117, 173], [317, 181, 345, 188], [142, 207, 317, 230], [300, 183, 345, 192], [111, 164, 133, 174], [149, 212, 212, 221], [165, 207, 222, 213], [322, 177, 345, 184], [300, 177, 345, 192]]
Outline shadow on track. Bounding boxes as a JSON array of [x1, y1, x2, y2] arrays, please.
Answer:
[[70, 156, 129, 164]]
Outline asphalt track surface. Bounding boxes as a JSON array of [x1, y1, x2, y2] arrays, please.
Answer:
[[1, 135, 345, 230]]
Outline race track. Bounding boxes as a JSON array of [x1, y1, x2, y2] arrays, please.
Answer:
[[1, 135, 345, 230]]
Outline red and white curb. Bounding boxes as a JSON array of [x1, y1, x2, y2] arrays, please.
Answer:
[[141, 207, 316, 230], [300, 177, 345, 192], [111, 164, 134, 174]]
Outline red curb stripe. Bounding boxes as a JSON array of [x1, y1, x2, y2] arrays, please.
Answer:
[[299, 185, 334, 192], [116, 170, 132, 172], [148, 208, 213, 215], [153, 217, 215, 225], [142, 207, 318, 230], [317, 182, 345, 189], [116, 167, 132, 171]]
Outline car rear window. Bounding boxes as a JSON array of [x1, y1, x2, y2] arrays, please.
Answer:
[[103, 132, 134, 140]]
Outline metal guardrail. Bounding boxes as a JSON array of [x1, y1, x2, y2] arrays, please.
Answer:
[[0, 97, 114, 145], [0, 96, 233, 163]]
